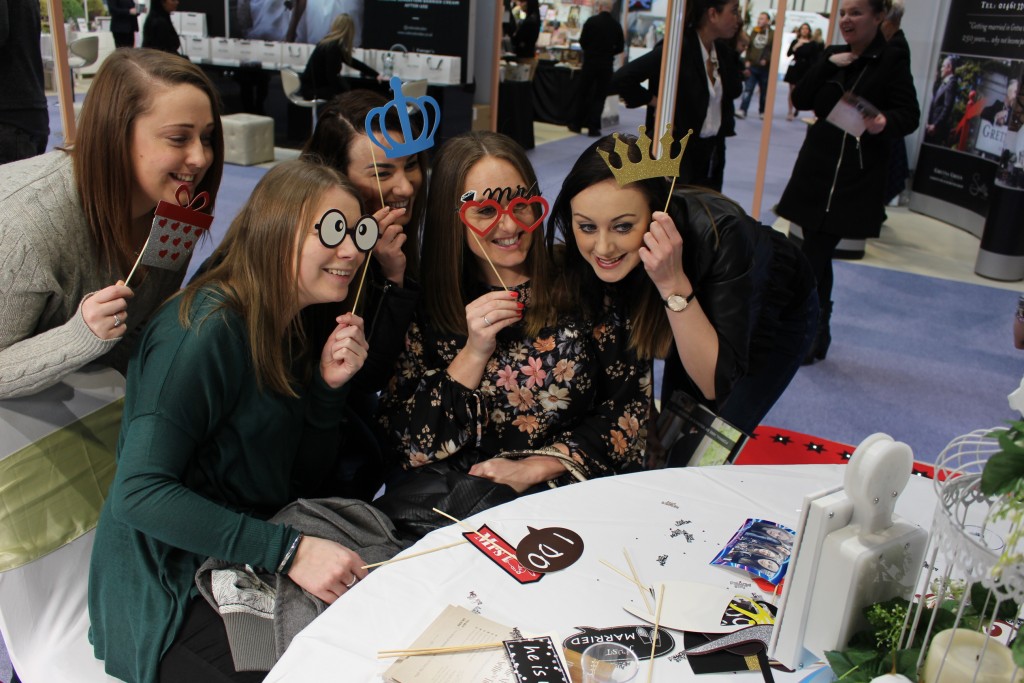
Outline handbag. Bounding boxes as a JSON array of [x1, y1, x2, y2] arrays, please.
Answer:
[[372, 448, 586, 542], [648, 390, 746, 469]]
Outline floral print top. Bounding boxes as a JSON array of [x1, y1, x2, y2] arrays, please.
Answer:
[[376, 281, 652, 483]]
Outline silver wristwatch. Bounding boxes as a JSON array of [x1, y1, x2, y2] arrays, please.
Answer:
[[664, 292, 696, 312]]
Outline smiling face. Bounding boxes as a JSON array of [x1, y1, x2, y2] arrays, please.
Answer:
[[570, 179, 650, 284], [838, 0, 883, 53], [296, 186, 366, 310], [346, 131, 422, 227], [130, 83, 214, 220], [461, 156, 534, 287]]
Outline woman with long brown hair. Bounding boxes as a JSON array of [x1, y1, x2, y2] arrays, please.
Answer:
[[0, 48, 224, 398], [89, 160, 380, 682], [374, 131, 650, 538], [548, 134, 818, 449]]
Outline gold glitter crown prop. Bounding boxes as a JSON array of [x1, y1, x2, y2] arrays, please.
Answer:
[[597, 125, 690, 186]]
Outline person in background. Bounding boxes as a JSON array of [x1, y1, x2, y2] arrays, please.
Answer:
[[374, 131, 650, 539], [737, 12, 773, 120], [549, 133, 817, 443], [775, 0, 919, 364], [881, 0, 908, 59], [784, 23, 820, 121], [568, 0, 623, 137], [511, 0, 541, 74], [300, 14, 378, 102], [881, 0, 910, 204], [812, 27, 825, 46], [89, 160, 373, 683], [107, 0, 139, 48], [142, 0, 181, 54], [0, 0, 49, 164], [0, 49, 223, 399], [610, 0, 742, 192]]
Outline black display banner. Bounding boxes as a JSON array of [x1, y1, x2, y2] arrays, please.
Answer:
[[912, 1, 1024, 228], [362, 0, 471, 81]]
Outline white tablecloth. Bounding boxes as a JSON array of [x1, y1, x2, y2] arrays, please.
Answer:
[[267, 465, 937, 682]]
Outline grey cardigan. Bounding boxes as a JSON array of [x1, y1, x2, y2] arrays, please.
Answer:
[[0, 152, 189, 397]]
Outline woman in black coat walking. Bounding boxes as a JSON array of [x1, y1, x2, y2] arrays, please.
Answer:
[[610, 0, 742, 192], [775, 0, 918, 363]]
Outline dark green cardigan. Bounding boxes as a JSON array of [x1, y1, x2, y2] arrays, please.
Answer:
[[89, 288, 350, 683]]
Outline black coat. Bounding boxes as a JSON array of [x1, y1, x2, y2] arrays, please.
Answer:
[[107, 0, 138, 34], [784, 38, 821, 85], [775, 31, 919, 240], [512, 13, 540, 59], [142, 11, 180, 54], [578, 11, 623, 69], [611, 31, 742, 142], [300, 41, 378, 101]]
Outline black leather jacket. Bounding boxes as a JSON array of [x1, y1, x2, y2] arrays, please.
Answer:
[[660, 189, 815, 408]]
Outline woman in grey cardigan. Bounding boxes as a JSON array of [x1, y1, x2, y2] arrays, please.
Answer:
[[0, 49, 224, 398]]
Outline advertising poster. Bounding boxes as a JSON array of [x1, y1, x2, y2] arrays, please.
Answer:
[[228, 0, 364, 44], [362, 0, 472, 82], [911, 1, 1024, 232]]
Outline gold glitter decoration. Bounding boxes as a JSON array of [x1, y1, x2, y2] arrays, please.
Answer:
[[596, 125, 690, 186]]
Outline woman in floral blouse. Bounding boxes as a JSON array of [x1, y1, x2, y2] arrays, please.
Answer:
[[375, 131, 650, 502]]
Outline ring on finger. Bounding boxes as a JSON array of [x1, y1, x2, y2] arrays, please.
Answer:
[[113, 314, 122, 328], [345, 575, 358, 588], [483, 315, 492, 326]]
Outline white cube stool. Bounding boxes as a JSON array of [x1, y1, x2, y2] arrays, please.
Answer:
[[221, 113, 275, 166]]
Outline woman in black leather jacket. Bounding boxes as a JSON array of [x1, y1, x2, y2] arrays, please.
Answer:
[[549, 134, 818, 445]]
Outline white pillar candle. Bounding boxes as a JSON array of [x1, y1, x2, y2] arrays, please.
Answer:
[[921, 628, 1023, 683]]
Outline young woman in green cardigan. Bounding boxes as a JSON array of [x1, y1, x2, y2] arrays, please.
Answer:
[[88, 160, 401, 682]]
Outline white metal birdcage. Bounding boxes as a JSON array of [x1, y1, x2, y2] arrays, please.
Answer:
[[898, 427, 1023, 682]]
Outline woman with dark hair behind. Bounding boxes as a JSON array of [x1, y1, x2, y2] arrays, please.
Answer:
[[300, 14, 378, 101], [610, 0, 742, 191], [548, 133, 818, 446], [299, 89, 426, 499], [374, 131, 650, 538], [775, 0, 918, 363], [511, 0, 541, 67], [142, 0, 182, 54], [0, 48, 223, 398]]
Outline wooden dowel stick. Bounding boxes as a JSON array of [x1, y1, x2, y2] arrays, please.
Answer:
[[349, 255, 372, 314], [624, 549, 654, 614], [468, 231, 509, 291], [361, 539, 469, 569], [646, 584, 665, 683], [431, 507, 517, 560], [663, 175, 679, 214], [378, 641, 505, 658], [599, 560, 650, 593], [368, 136, 386, 210], [124, 236, 150, 288]]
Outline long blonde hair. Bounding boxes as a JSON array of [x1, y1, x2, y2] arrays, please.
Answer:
[[180, 160, 360, 397], [320, 13, 356, 62]]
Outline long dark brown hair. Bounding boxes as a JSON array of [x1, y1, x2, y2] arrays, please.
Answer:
[[180, 160, 360, 397], [422, 131, 556, 337], [548, 135, 678, 360], [73, 48, 224, 273], [301, 88, 424, 279]]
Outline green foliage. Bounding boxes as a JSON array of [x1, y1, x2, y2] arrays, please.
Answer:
[[826, 589, 1021, 681]]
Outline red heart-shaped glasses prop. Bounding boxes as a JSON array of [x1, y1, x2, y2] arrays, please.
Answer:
[[458, 196, 549, 237]]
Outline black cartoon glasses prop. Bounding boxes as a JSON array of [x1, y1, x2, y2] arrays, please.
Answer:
[[315, 209, 381, 252]]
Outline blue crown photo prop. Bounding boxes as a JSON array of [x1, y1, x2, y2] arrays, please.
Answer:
[[365, 76, 441, 158]]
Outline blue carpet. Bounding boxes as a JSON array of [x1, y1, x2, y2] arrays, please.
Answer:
[[764, 261, 1021, 464]]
